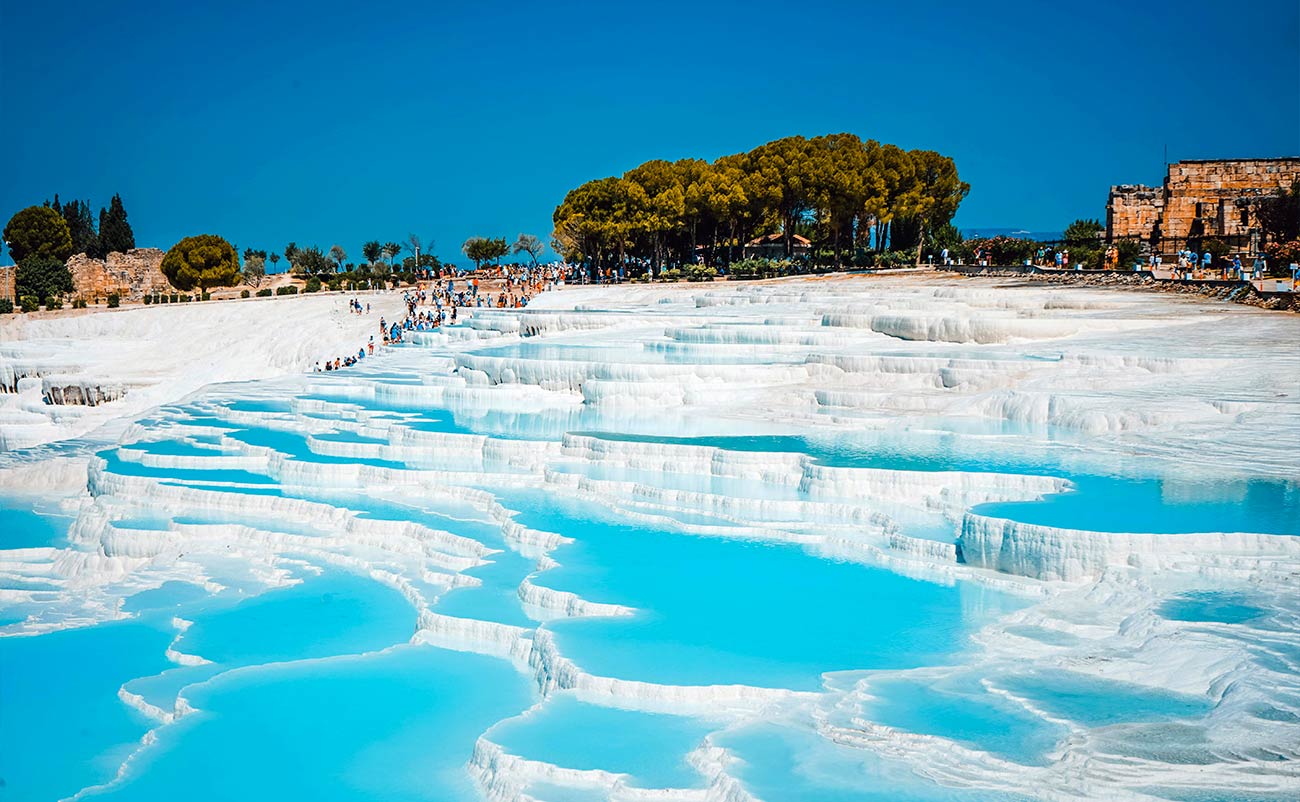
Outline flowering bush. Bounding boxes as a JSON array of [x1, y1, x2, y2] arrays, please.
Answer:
[[963, 236, 1037, 265]]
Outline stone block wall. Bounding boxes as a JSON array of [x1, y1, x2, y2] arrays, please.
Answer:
[[1107, 158, 1300, 245], [1106, 184, 1163, 241], [0, 266, 14, 302], [1161, 159, 1300, 239], [67, 248, 169, 302]]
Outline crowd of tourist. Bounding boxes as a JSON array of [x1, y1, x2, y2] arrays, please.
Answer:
[[314, 265, 577, 374], [388, 264, 573, 335]]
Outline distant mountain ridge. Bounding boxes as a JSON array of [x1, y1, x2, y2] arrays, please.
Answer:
[[961, 227, 1064, 242]]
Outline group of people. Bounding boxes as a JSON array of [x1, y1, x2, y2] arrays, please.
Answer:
[[313, 297, 379, 373], [1033, 246, 1073, 269], [376, 266, 571, 339], [314, 267, 581, 374], [315, 343, 372, 372], [1170, 250, 1269, 281]]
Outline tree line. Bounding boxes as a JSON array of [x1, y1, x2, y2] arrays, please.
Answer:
[[460, 234, 544, 270], [1, 195, 136, 309], [3, 194, 135, 264], [551, 133, 969, 275]]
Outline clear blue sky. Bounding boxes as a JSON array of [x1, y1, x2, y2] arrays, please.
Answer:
[[1, 0, 1296, 266]]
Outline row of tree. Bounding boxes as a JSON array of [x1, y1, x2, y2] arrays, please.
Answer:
[[3, 194, 134, 264], [3, 199, 136, 305], [550, 133, 969, 274], [460, 234, 544, 269]]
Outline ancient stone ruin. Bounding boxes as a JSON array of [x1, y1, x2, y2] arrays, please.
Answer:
[[1107, 158, 1300, 252], [67, 248, 169, 303]]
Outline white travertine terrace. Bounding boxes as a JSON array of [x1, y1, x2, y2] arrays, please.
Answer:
[[2, 274, 1297, 802]]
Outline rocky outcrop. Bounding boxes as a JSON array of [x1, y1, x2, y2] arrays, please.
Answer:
[[944, 267, 1299, 312], [67, 248, 168, 302]]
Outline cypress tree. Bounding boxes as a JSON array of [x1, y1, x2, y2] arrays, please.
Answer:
[[98, 193, 135, 255], [98, 207, 109, 258], [61, 199, 99, 257]]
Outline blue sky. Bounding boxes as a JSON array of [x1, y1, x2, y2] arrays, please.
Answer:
[[2, 0, 1296, 266]]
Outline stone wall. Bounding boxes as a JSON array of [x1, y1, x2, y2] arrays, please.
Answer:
[[1161, 159, 1300, 240], [1106, 184, 1163, 242], [67, 248, 168, 302], [0, 266, 14, 303], [1107, 158, 1300, 245]]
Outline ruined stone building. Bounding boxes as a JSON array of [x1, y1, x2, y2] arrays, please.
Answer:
[[67, 248, 168, 302], [0, 266, 14, 303], [1, 248, 169, 304], [1107, 158, 1300, 252]]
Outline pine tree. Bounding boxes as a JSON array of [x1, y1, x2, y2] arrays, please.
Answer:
[[98, 193, 135, 255]]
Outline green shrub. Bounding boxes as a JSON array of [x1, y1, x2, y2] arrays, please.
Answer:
[[276, 285, 298, 296], [170, 293, 179, 303], [20, 295, 39, 312], [256, 288, 272, 297], [1115, 239, 1143, 270], [107, 293, 120, 308], [159, 294, 169, 304], [727, 257, 796, 279], [44, 297, 63, 310], [201, 291, 211, 301], [241, 289, 250, 298], [876, 250, 917, 268], [304, 276, 322, 293], [181, 294, 191, 303], [685, 264, 718, 282], [0, 298, 13, 314], [143, 294, 153, 305], [327, 279, 341, 292], [73, 298, 87, 309]]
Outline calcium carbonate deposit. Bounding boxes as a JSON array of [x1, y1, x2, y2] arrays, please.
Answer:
[[1, 275, 1297, 802]]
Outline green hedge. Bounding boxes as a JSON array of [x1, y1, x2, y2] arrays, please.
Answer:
[[20, 295, 40, 312], [0, 299, 13, 314], [107, 293, 120, 308], [727, 258, 798, 279], [44, 297, 63, 310], [256, 288, 273, 297], [241, 289, 251, 298], [276, 285, 298, 296]]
